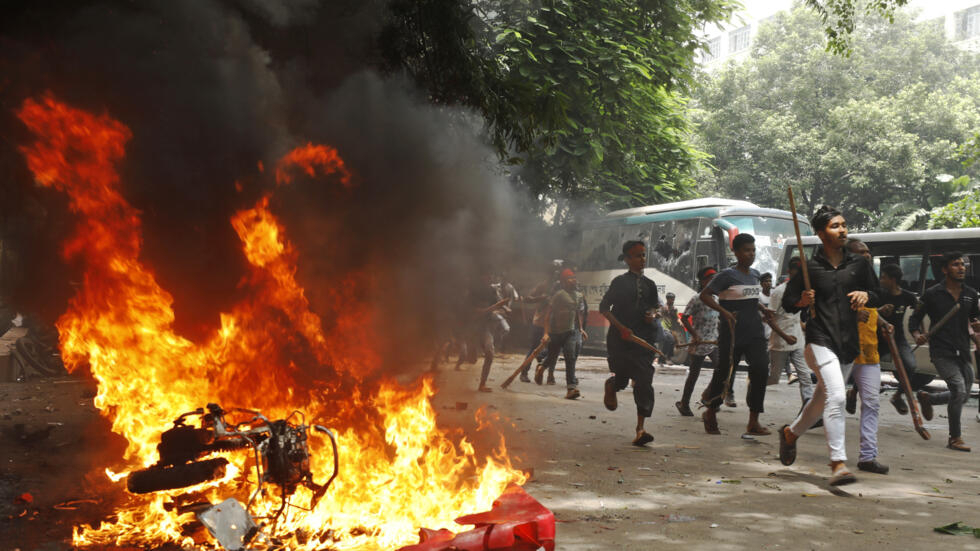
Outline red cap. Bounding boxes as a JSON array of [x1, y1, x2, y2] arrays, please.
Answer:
[[560, 268, 576, 280]]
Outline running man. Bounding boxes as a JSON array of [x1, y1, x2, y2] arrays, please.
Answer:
[[777, 205, 880, 486], [910, 251, 980, 452], [536, 269, 587, 399], [768, 257, 811, 403], [699, 233, 771, 437], [600, 240, 661, 446], [875, 263, 923, 414], [677, 266, 720, 417], [843, 238, 890, 475]]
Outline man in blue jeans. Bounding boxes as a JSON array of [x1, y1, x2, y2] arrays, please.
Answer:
[[536, 269, 587, 399], [911, 252, 980, 452]]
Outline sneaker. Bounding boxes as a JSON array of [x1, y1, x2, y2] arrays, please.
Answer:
[[845, 386, 857, 415], [603, 377, 618, 411], [724, 396, 737, 408], [947, 437, 971, 452], [857, 460, 889, 475], [675, 401, 694, 417], [519, 373, 531, 383], [546, 375, 556, 385], [565, 388, 581, 400], [916, 391, 933, 421], [828, 463, 857, 486], [534, 364, 545, 385], [890, 392, 909, 415]]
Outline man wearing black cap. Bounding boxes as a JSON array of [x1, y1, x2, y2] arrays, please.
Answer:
[[600, 240, 661, 446]]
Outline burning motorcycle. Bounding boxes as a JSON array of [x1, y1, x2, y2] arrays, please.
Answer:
[[126, 403, 339, 548]]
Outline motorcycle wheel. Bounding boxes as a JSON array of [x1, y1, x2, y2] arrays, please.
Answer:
[[127, 457, 230, 494]]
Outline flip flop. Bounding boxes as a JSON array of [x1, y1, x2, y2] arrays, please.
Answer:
[[632, 432, 654, 446], [702, 411, 720, 435], [778, 424, 796, 466], [745, 426, 772, 436]]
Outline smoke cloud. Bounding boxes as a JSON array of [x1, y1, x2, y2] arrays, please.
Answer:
[[0, 0, 540, 373]]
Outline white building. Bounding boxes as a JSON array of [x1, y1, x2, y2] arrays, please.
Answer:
[[699, 0, 980, 69]]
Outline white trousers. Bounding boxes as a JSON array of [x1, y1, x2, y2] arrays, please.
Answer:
[[789, 344, 853, 462]]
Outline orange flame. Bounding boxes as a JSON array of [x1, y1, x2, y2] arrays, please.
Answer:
[[16, 94, 523, 549]]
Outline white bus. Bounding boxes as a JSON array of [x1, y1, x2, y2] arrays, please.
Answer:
[[574, 198, 812, 353]]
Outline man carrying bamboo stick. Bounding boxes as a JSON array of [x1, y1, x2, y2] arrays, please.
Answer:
[[600, 240, 661, 446], [777, 206, 880, 486], [910, 251, 980, 452]]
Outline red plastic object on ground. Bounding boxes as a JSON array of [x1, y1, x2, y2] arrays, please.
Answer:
[[397, 485, 555, 551]]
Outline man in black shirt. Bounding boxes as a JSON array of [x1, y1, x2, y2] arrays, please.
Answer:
[[876, 263, 923, 414], [600, 240, 660, 446], [778, 206, 880, 486], [910, 252, 980, 452]]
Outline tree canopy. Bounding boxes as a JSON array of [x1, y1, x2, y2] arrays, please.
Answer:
[[692, 6, 980, 229], [381, 0, 739, 219]]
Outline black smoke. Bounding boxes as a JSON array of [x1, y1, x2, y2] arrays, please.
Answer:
[[0, 0, 548, 371]]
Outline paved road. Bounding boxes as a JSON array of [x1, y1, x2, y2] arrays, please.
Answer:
[[432, 353, 980, 551]]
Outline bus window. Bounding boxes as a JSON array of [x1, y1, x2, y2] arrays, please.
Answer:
[[648, 219, 698, 286], [580, 226, 624, 271], [722, 216, 801, 278]]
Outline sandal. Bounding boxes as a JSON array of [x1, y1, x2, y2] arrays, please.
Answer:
[[702, 411, 720, 435], [632, 431, 654, 446], [778, 424, 796, 466]]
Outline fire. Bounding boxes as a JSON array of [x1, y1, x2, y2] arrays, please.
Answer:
[[16, 94, 524, 549]]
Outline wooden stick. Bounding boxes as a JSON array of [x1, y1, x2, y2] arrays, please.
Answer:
[[500, 338, 549, 388], [627, 333, 665, 358], [882, 325, 930, 440], [680, 340, 719, 348], [912, 303, 961, 352], [787, 186, 814, 319]]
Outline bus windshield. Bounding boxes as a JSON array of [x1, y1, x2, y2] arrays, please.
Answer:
[[723, 216, 804, 277]]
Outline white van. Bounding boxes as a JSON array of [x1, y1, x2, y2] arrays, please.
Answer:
[[778, 228, 980, 379]]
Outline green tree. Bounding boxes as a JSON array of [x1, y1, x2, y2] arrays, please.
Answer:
[[380, 0, 738, 219], [803, 0, 909, 55], [929, 133, 980, 228], [693, 6, 980, 229]]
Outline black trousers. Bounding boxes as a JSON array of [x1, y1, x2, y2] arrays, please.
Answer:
[[607, 337, 656, 418], [704, 335, 769, 413], [682, 348, 719, 404]]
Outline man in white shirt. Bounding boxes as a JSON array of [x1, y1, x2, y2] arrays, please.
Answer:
[[767, 258, 812, 404]]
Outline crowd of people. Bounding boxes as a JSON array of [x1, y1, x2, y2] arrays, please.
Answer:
[[441, 204, 980, 485]]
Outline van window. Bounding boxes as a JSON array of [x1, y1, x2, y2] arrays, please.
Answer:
[[924, 253, 980, 291], [877, 255, 926, 293]]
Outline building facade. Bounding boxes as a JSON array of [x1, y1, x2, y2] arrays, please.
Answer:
[[699, 0, 980, 69]]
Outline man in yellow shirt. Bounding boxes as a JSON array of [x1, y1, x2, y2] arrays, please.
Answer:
[[846, 239, 889, 475]]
